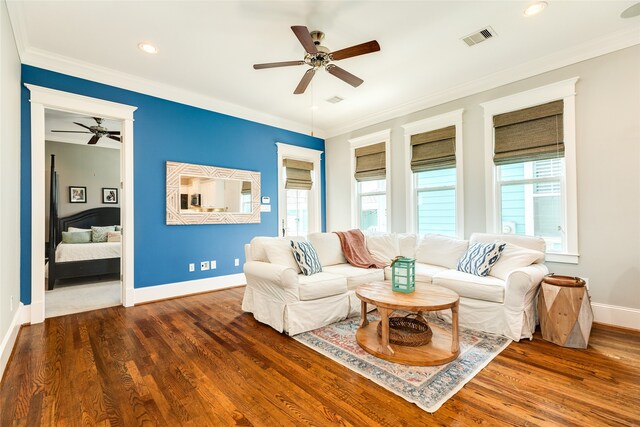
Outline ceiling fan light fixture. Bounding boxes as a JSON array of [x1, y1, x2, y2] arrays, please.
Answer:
[[523, 1, 548, 17], [138, 42, 158, 54]]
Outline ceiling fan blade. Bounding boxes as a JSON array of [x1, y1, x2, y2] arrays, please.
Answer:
[[326, 65, 364, 88], [107, 131, 121, 135], [330, 40, 380, 61], [88, 135, 100, 145], [51, 130, 93, 134], [294, 69, 316, 94], [73, 122, 93, 131], [253, 60, 305, 70], [107, 135, 122, 142], [291, 26, 318, 54]]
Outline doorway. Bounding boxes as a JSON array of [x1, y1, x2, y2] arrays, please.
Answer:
[[27, 84, 137, 324]]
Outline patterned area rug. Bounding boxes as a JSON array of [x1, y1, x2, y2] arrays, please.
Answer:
[[293, 311, 511, 413]]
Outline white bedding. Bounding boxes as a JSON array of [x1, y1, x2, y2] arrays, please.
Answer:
[[55, 241, 121, 262]]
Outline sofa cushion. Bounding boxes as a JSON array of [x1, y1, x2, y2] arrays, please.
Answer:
[[323, 264, 384, 290], [385, 262, 447, 283], [489, 243, 545, 281], [298, 272, 347, 301], [308, 233, 347, 266], [365, 233, 399, 264], [398, 233, 417, 258], [249, 236, 281, 262], [432, 270, 505, 303], [470, 233, 546, 255], [457, 241, 506, 277], [291, 241, 322, 276], [415, 234, 469, 269], [263, 239, 301, 273]]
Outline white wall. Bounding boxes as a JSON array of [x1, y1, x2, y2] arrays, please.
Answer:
[[0, 0, 23, 375], [326, 46, 640, 311]]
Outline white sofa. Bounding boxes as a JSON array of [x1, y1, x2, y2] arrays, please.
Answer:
[[242, 232, 548, 341]]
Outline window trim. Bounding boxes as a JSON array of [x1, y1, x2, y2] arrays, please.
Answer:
[[402, 109, 464, 237], [349, 129, 391, 232], [480, 77, 579, 264], [276, 142, 323, 236]]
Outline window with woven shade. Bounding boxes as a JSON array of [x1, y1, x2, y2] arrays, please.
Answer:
[[493, 100, 564, 165], [410, 125, 458, 236], [354, 142, 386, 181], [410, 125, 456, 173], [283, 158, 313, 190]]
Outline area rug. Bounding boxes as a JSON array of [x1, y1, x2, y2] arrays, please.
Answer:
[[293, 311, 511, 413]]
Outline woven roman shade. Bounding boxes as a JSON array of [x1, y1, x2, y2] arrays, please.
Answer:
[[354, 142, 386, 181], [283, 158, 313, 190], [493, 100, 564, 165], [241, 181, 251, 195], [410, 125, 456, 173]]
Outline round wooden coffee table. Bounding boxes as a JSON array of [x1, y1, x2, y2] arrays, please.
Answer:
[[356, 281, 460, 366]]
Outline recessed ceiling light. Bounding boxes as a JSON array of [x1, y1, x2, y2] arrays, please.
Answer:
[[523, 1, 547, 17], [621, 2, 640, 18], [138, 43, 158, 54]]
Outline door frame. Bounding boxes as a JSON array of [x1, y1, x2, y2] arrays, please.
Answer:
[[26, 84, 137, 323]]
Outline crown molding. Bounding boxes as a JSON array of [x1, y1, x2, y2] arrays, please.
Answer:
[[325, 26, 640, 138], [15, 44, 326, 138]]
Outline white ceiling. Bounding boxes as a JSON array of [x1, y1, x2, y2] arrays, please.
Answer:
[[8, 1, 640, 138], [46, 109, 122, 150]]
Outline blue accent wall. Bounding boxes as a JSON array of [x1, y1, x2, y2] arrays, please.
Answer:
[[20, 65, 325, 304]]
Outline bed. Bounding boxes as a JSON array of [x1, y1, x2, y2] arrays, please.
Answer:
[[47, 154, 121, 290]]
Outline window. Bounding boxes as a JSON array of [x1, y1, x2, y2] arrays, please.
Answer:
[[403, 109, 464, 237], [349, 130, 391, 232], [415, 168, 456, 236], [276, 143, 322, 238], [497, 158, 565, 251], [481, 78, 579, 263], [358, 179, 387, 232]]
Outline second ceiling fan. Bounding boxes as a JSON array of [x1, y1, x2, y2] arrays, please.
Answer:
[[254, 26, 380, 94]]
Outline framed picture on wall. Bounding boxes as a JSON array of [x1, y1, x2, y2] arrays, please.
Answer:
[[102, 188, 118, 204], [69, 186, 87, 203]]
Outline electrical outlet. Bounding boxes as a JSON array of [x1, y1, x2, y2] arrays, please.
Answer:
[[234, 258, 240, 267], [201, 261, 210, 271], [211, 260, 216, 269], [189, 263, 195, 272]]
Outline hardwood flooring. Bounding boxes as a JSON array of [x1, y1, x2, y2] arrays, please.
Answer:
[[1, 286, 639, 426]]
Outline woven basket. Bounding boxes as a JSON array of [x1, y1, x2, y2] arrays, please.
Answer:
[[376, 314, 433, 347]]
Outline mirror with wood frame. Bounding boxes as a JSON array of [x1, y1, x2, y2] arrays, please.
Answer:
[[166, 161, 260, 225]]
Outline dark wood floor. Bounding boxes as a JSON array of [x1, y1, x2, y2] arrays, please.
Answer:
[[1, 287, 639, 426]]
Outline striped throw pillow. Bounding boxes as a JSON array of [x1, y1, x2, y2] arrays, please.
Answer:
[[457, 241, 506, 277], [291, 240, 322, 276]]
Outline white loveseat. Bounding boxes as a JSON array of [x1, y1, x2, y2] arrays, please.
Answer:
[[242, 232, 548, 341]]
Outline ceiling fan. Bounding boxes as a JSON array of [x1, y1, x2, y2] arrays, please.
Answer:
[[51, 117, 121, 145], [254, 26, 380, 94]]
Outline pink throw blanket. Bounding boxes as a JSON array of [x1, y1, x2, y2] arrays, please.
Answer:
[[334, 229, 387, 269]]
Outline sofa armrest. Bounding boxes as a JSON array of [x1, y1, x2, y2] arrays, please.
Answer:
[[243, 261, 300, 303], [503, 263, 549, 308]]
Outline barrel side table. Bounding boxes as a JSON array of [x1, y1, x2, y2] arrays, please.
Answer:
[[538, 275, 593, 348]]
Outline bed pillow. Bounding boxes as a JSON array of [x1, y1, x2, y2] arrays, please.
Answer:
[[107, 231, 122, 242], [68, 227, 90, 232], [457, 241, 506, 277], [114, 225, 122, 231], [61, 230, 92, 244], [91, 226, 116, 243], [291, 240, 322, 276]]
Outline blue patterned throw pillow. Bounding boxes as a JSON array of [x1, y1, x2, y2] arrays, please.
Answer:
[[291, 240, 322, 276], [457, 241, 506, 277]]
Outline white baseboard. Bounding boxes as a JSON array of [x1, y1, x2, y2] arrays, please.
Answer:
[[0, 303, 29, 380], [592, 303, 640, 331], [133, 273, 246, 305]]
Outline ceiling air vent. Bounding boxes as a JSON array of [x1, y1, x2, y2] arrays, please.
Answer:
[[462, 26, 497, 47], [326, 96, 344, 104]]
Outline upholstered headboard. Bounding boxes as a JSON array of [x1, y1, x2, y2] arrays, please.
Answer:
[[56, 207, 120, 244]]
